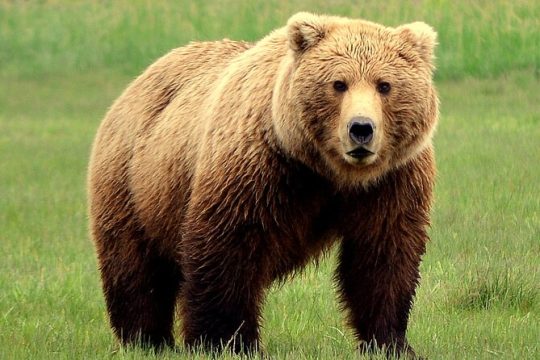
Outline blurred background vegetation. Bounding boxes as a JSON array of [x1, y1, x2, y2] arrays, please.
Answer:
[[1, 0, 538, 79]]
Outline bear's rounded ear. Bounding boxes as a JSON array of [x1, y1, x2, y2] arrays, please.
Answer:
[[287, 12, 329, 53], [396, 22, 438, 64]]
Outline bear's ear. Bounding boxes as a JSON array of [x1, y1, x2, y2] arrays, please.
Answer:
[[396, 22, 438, 64], [287, 12, 330, 53]]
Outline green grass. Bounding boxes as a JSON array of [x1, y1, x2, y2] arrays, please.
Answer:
[[0, 70, 538, 360], [1, 0, 538, 79], [1, 0, 539, 359]]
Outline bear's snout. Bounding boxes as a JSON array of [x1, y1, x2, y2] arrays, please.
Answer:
[[348, 117, 374, 145]]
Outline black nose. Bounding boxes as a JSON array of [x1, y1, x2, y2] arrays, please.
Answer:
[[348, 117, 374, 145]]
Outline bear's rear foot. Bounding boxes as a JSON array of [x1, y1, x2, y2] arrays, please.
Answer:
[[98, 237, 183, 350]]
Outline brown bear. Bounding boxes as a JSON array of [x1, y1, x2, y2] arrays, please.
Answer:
[[88, 12, 438, 358]]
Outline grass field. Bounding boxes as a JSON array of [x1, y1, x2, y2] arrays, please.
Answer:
[[1, 0, 538, 79], [0, 1, 539, 359]]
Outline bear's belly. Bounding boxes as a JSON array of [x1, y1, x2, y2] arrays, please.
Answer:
[[262, 184, 342, 281], [267, 224, 340, 281]]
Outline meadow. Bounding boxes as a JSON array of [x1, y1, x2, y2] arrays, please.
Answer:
[[0, 1, 538, 359]]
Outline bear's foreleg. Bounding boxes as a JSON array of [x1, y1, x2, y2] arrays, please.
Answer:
[[335, 151, 434, 359], [336, 233, 424, 358], [180, 225, 267, 354]]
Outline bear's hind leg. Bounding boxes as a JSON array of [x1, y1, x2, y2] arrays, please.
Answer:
[[96, 228, 182, 349]]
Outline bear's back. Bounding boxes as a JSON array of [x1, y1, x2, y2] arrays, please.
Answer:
[[89, 40, 252, 245]]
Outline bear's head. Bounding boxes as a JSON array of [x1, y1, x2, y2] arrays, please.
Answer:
[[272, 12, 439, 189]]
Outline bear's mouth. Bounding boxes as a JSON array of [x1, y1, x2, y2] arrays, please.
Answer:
[[346, 147, 374, 160]]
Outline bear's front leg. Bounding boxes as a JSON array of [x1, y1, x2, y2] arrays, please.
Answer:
[[180, 221, 267, 354], [336, 234, 425, 358], [336, 151, 434, 359]]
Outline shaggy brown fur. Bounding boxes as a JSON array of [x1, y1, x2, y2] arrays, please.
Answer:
[[88, 12, 438, 358]]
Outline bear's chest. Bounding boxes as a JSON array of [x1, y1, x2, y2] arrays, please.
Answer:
[[260, 161, 341, 276]]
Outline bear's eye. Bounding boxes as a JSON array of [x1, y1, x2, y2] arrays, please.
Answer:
[[333, 81, 348, 92], [376, 81, 391, 95]]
